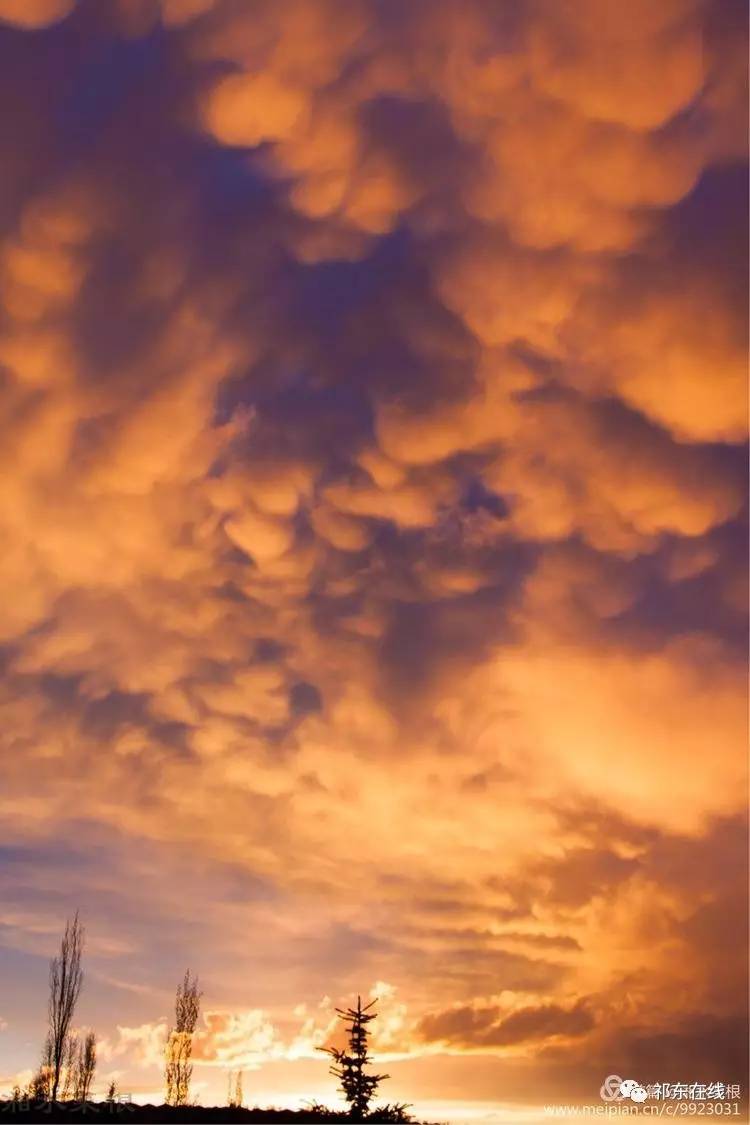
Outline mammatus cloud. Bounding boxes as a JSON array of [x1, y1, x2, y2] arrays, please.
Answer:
[[0, 0, 746, 1112], [0, 0, 74, 28]]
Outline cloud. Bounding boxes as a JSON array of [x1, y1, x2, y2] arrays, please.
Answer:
[[419, 999, 594, 1050], [0, 0, 74, 28], [0, 0, 745, 1113], [193, 1010, 285, 1067], [529, 0, 704, 131]]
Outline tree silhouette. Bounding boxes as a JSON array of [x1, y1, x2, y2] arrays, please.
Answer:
[[227, 1069, 244, 1108], [46, 913, 84, 1101], [74, 1031, 97, 1101], [28, 1034, 54, 1101], [320, 996, 389, 1120], [62, 1032, 79, 1099], [165, 969, 202, 1106]]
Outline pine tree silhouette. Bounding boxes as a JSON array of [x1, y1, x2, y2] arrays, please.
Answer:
[[320, 996, 389, 1120]]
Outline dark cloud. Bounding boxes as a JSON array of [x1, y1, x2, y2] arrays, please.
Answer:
[[419, 1000, 594, 1048]]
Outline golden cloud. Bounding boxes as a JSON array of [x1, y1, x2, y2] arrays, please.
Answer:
[[0, 0, 745, 1112]]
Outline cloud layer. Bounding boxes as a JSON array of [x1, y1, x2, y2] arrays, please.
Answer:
[[0, 0, 746, 1113]]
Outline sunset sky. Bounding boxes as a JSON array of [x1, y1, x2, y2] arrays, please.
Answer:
[[0, 0, 747, 1121]]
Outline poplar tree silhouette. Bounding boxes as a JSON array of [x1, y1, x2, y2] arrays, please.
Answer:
[[46, 913, 84, 1101], [165, 970, 201, 1106], [74, 1031, 97, 1102], [227, 1070, 244, 1108], [61, 1033, 78, 1100], [321, 996, 389, 1120]]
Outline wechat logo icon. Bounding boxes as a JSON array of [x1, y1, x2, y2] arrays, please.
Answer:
[[600, 1074, 649, 1102]]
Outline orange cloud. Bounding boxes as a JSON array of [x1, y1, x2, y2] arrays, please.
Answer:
[[0, 0, 74, 28]]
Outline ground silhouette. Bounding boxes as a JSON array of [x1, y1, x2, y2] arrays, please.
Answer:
[[0, 1101, 419, 1124]]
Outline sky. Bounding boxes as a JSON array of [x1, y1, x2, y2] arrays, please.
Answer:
[[0, 0, 747, 1121]]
